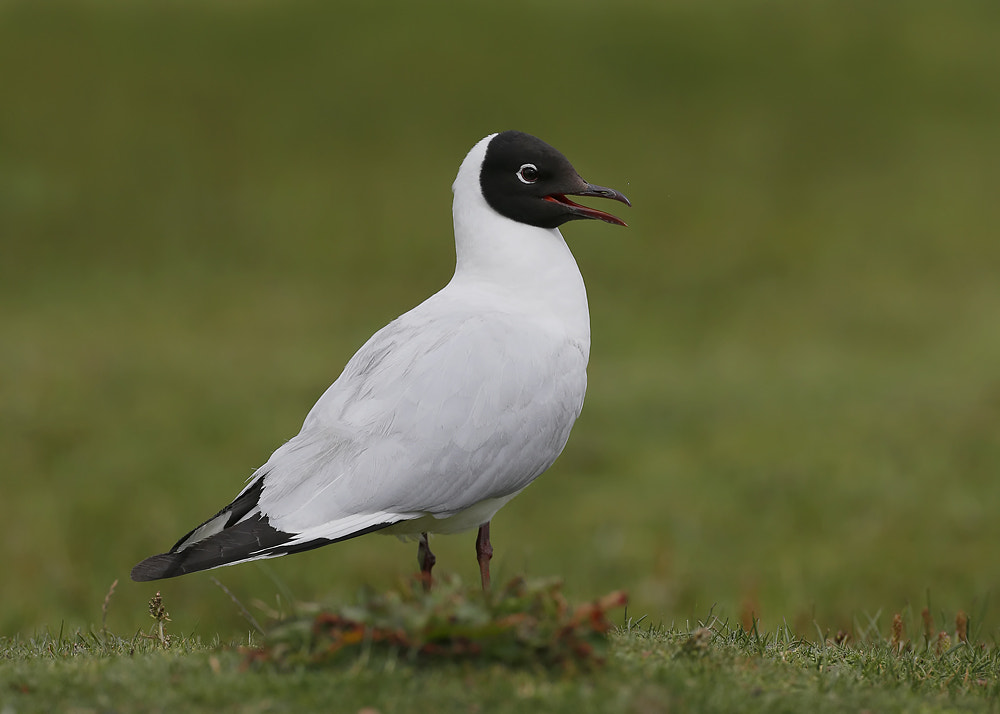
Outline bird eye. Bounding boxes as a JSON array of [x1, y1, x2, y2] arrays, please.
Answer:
[[516, 163, 540, 184]]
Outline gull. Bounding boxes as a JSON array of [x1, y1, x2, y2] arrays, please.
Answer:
[[130, 130, 630, 590]]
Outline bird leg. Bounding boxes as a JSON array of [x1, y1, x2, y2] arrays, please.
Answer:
[[475, 522, 493, 591], [417, 532, 436, 592]]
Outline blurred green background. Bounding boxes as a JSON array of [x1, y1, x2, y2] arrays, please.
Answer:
[[2, 0, 999, 640]]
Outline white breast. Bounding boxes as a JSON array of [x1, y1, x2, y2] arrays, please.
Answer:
[[254, 136, 591, 538]]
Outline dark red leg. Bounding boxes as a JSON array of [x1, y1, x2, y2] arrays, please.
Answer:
[[417, 532, 436, 592], [475, 522, 493, 590]]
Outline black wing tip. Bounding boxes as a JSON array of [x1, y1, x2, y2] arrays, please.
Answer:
[[129, 513, 298, 583], [130, 553, 186, 582], [130, 516, 400, 582]]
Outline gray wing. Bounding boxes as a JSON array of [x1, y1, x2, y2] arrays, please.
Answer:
[[130, 299, 587, 581], [257, 301, 588, 536]]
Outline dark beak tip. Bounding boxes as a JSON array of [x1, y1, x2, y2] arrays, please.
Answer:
[[579, 182, 631, 209], [613, 188, 632, 209]]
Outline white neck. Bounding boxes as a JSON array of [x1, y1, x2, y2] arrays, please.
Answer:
[[446, 135, 590, 343]]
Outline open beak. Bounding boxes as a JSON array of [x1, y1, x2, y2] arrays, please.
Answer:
[[544, 182, 632, 227]]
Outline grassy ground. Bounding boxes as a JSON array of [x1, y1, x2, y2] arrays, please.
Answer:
[[2, 581, 998, 713], [2, 0, 1000, 699]]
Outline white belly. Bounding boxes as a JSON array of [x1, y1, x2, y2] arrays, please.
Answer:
[[379, 491, 523, 540]]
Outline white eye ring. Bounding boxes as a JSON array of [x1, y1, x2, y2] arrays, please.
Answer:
[[516, 163, 540, 184]]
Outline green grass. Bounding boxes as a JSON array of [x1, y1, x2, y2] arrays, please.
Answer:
[[2, 0, 1000, 708], [2, 582, 998, 713]]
